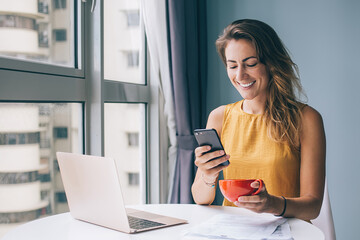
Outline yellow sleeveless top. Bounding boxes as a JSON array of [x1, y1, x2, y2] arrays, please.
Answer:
[[221, 100, 300, 207]]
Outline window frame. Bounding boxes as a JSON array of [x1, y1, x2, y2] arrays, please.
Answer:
[[0, 0, 84, 77], [0, 0, 164, 206], [100, 0, 161, 204]]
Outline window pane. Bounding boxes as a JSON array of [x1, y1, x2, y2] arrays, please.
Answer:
[[0, 0, 75, 67], [104, 0, 144, 84], [104, 103, 144, 205], [0, 103, 82, 238]]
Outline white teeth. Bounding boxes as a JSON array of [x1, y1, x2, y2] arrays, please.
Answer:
[[239, 81, 255, 87]]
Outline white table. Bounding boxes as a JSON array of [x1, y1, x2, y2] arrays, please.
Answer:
[[2, 204, 324, 240]]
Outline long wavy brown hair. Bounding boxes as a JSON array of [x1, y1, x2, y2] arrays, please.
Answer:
[[216, 19, 305, 150]]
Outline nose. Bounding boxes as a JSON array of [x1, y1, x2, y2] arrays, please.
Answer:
[[236, 65, 248, 81]]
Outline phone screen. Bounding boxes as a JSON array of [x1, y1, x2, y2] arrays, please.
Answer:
[[194, 128, 229, 166]]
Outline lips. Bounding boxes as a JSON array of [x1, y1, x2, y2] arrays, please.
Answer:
[[238, 81, 256, 88]]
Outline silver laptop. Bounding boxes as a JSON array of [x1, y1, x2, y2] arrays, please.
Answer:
[[56, 152, 187, 233]]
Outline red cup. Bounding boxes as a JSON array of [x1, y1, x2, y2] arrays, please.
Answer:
[[219, 179, 264, 202]]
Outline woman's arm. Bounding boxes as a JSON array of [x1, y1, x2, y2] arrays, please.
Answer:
[[234, 106, 326, 220], [283, 106, 326, 219], [191, 105, 230, 205]]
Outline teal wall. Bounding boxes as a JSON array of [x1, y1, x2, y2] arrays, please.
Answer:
[[206, 0, 360, 239]]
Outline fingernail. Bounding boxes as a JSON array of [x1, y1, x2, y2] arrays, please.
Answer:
[[207, 146, 211, 150], [238, 197, 244, 201], [220, 150, 224, 155]]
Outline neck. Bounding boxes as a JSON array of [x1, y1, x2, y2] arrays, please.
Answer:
[[243, 98, 266, 114]]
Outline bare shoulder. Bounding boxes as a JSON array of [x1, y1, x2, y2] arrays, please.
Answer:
[[208, 105, 226, 121], [301, 105, 324, 126], [300, 105, 325, 142], [206, 105, 226, 136]]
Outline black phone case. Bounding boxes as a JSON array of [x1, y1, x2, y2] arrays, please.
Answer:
[[194, 128, 229, 166]]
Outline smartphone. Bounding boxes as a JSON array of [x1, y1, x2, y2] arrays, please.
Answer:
[[194, 128, 229, 166]]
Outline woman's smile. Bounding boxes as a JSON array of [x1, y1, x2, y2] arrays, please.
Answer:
[[238, 80, 256, 88], [225, 39, 270, 103]]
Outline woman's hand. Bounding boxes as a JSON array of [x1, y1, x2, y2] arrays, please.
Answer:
[[194, 145, 230, 182], [234, 181, 284, 215]]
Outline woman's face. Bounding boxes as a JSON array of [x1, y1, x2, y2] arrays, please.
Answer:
[[225, 39, 270, 102]]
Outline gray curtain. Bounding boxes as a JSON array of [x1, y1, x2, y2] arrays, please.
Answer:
[[168, 0, 207, 203]]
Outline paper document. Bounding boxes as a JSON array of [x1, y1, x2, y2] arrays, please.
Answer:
[[267, 222, 293, 240], [182, 213, 293, 240]]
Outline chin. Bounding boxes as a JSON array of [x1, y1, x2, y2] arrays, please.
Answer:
[[238, 92, 255, 100]]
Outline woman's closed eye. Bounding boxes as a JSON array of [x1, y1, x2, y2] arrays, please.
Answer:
[[246, 62, 258, 67], [228, 65, 238, 69], [228, 61, 258, 69]]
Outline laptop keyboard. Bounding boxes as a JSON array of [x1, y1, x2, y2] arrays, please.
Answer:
[[128, 216, 165, 230]]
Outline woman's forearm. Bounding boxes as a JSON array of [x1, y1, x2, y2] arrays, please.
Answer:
[[191, 173, 217, 205], [282, 195, 322, 220]]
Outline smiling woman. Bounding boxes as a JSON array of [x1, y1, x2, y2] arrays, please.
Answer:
[[224, 39, 270, 110], [216, 19, 305, 148], [191, 19, 326, 222]]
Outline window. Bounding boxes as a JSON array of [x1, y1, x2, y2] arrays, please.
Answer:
[[104, 103, 144, 204], [126, 11, 140, 27], [0, 15, 36, 30], [0, 1, 76, 68], [53, 29, 67, 42], [54, 0, 67, 9], [0, 132, 40, 145], [54, 127, 68, 139], [0, 0, 81, 232], [104, 0, 143, 83], [0, 172, 38, 184], [128, 172, 140, 186], [0, 0, 155, 237], [126, 51, 139, 67], [0, 103, 82, 234], [38, 23, 49, 48], [127, 132, 139, 147], [55, 192, 67, 203], [38, 0, 49, 14]]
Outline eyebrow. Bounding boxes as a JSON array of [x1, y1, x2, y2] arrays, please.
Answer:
[[242, 56, 257, 62], [226, 56, 257, 63]]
